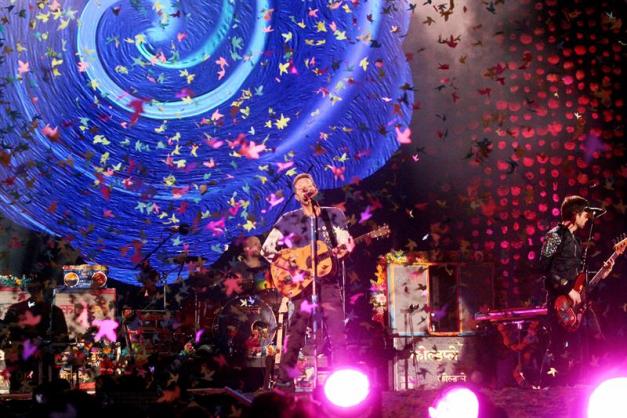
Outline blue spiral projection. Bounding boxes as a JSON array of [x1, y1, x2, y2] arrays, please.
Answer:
[[0, 0, 414, 284]]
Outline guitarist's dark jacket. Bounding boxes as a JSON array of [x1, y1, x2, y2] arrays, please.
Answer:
[[538, 224, 582, 298]]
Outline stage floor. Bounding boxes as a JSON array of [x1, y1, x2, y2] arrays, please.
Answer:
[[382, 385, 589, 418], [0, 385, 591, 418]]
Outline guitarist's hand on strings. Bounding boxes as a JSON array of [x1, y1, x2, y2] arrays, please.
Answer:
[[568, 289, 582, 306], [601, 258, 615, 279]]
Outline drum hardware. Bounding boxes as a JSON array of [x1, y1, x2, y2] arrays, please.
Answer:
[[125, 309, 190, 355], [267, 297, 290, 389], [134, 222, 194, 309]]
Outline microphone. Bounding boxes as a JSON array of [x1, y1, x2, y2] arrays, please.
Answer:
[[169, 223, 190, 235], [303, 189, 318, 201], [584, 206, 606, 217]]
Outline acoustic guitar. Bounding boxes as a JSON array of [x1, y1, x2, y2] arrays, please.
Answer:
[[270, 224, 390, 298], [554, 236, 626, 332]]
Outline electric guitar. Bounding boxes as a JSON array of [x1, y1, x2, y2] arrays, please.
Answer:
[[554, 236, 626, 332], [270, 224, 390, 298]]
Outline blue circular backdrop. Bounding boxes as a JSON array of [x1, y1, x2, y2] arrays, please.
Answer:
[[0, 0, 413, 283]]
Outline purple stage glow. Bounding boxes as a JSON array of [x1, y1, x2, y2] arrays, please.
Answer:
[[428, 386, 479, 418], [587, 377, 627, 418], [323, 368, 370, 409]]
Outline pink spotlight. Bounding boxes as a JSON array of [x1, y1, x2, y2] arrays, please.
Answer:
[[428, 387, 479, 418], [587, 377, 627, 418], [323, 368, 370, 409]]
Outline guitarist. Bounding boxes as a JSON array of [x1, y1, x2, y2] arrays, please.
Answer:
[[261, 173, 354, 389], [538, 195, 614, 384]]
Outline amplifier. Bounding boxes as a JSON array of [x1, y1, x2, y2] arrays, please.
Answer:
[[387, 263, 494, 336], [0, 287, 116, 393], [0, 287, 116, 340], [62, 264, 108, 289], [54, 287, 117, 340], [386, 263, 430, 336]]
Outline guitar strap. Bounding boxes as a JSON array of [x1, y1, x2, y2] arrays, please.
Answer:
[[320, 208, 338, 249]]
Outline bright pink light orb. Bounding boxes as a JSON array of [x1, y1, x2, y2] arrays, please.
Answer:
[[323, 368, 370, 408], [587, 377, 627, 418], [428, 387, 479, 418]]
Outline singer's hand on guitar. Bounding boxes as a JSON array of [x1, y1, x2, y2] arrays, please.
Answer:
[[332, 245, 349, 259], [568, 289, 581, 306], [332, 237, 355, 259]]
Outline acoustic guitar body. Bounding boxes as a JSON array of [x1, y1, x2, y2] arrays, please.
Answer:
[[270, 240, 335, 298]]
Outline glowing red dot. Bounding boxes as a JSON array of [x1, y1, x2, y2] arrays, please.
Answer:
[[546, 73, 559, 82], [496, 100, 508, 110], [520, 34, 533, 45]]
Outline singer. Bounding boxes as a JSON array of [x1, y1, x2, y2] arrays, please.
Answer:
[[261, 173, 354, 390], [537, 195, 615, 385]]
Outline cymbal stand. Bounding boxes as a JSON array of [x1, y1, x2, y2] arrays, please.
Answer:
[[135, 228, 177, 310], [194, 289, 200, 334]]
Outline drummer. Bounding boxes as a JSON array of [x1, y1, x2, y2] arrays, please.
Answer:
[[231, 236, 273, 294]]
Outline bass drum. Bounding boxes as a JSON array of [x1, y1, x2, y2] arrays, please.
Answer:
[[257, 288, 282, 312], [212, 295, 277, 359]]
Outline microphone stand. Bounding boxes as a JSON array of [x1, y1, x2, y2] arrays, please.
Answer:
[[135, 228, 177, 311], [43, 288, 57, 386], [580, 211, 601, 283], [308, 198, 320, 390]]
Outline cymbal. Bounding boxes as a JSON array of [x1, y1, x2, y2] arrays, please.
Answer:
[[167, 254, 205, 264]]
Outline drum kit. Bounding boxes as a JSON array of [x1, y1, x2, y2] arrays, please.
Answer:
[[198, 280, 283, 363], [138, 255, 285, 363]]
